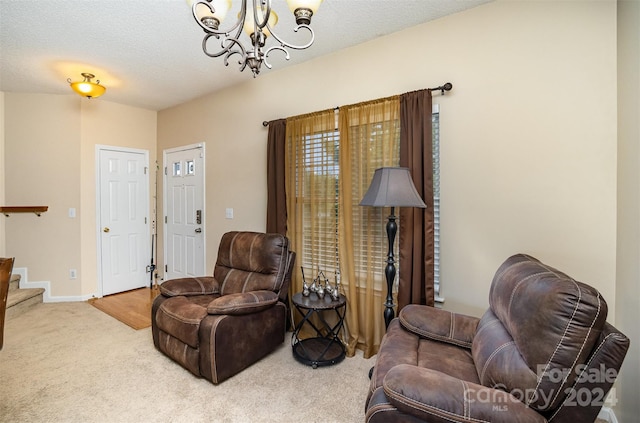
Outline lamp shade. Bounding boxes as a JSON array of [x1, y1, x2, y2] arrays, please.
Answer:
[[359, 167, 427, 208], [286, 0, 323, 14], [190, 0, 231, 24]]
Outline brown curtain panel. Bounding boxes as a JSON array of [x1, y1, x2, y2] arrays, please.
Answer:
[[398, 89, 435, 309], [266, 119, 287, 235]]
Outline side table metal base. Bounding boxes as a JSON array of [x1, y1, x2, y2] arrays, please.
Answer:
[[291, 292, 347, 369], [293, 337, 345, 369]]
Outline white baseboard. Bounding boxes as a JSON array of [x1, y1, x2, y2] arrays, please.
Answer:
[[14, 267, 94, 303], [597, 407, 618, 423]]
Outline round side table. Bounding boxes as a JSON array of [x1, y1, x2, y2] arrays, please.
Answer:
[[291, 292, 346, 368]]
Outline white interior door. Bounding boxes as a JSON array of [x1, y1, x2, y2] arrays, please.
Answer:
[[98, 147, 150, 296], [164, 144, 205, 281]]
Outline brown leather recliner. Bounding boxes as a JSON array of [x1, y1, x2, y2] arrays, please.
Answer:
[[366, 254, 629, 423], [152, 231, 295, 384], [0, 257, 15, 350]]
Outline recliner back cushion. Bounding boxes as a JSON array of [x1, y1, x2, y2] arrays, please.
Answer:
[[214, 232, 289, 295], [472, 254, 607, 412]]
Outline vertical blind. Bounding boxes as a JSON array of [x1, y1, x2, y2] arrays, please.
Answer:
[[298, 130, 340, 277], [432, 106, 442, 300]]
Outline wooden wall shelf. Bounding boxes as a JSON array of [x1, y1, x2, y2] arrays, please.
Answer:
[[0, 206, 49, 216]]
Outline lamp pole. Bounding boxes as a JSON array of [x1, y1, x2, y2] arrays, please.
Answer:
[[383, 207, 398, 329]]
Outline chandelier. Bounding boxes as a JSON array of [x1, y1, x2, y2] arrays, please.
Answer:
[[190, 0, 322, 77], [67, 73, 106, 99]]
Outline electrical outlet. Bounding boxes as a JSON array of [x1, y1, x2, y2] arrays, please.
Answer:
[[225, 208, 234, 219], [70, 269, 77, 279]]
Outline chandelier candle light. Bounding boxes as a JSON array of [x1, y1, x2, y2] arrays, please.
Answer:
[[189, 0, 322, 76], [67, 73, 106, 99]]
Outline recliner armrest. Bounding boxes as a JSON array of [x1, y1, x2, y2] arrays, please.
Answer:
[[382, 364, 546, 423], [207, 290, 278, 315], [159, 277, 219, 297], [399, 304, 479, 348]]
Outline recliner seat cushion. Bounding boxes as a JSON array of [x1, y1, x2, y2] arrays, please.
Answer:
[[371, 319, 480, 393]]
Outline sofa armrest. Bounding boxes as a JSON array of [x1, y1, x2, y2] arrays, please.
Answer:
[[399, 304, 479, 348], [207, 290, 278, 315], [382, 364, 546, 423], [159, 277, 219, 297]]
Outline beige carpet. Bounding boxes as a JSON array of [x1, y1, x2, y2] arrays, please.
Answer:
[[1, 301, 374, 422]]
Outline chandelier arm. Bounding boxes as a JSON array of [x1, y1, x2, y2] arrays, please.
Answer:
[[263, 46, 291, 69], [224, 50, 250, 72], [268, 24, 316, 51], [253, 0, 272, 30], [202, 33, 249, 63]]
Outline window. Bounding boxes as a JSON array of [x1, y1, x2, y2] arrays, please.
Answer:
[[289, 106, 441, 297]]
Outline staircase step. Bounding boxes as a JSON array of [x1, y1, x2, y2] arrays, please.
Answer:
[[6, 287, 44, 319]]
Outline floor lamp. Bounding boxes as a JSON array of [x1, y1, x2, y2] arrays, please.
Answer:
[[360, 167, 427, 329]]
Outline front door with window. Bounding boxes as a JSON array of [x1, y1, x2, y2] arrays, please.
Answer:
[[163, 144, 205, 281]]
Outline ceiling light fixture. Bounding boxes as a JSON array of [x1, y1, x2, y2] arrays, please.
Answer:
[[189, 0, 322, 77], [67, 73, 106, 99]]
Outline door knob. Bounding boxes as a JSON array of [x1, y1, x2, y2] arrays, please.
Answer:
[[195, 228, 202, 233], [103, 227, 110, 233]]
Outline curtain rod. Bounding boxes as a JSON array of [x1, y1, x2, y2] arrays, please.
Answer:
[[262, 82, 453, 127]]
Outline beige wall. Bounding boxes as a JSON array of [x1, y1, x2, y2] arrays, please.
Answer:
[[4, 94, 82, 296], [159, 0, 618, 314], [3, 94, 156, 297], [615, 0, 640, 419]]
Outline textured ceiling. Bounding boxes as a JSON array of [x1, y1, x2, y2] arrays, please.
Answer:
[[0, 0, 489, 111]]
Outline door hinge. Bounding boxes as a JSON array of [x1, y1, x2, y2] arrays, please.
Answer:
[[165, 265, 168, 272], [145, 217, 147, 224], [165, 216, 167, 224], [144, 167, 148, 175], [164, 167, 167, 175]]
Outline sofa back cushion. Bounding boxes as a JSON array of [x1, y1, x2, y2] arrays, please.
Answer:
[[214, 232, 290, 296], [472, 254, 607, 412]]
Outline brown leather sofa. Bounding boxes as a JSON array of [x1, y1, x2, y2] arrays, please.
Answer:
[[152, 231, 295, 384], [366, 254, 629, 422]]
